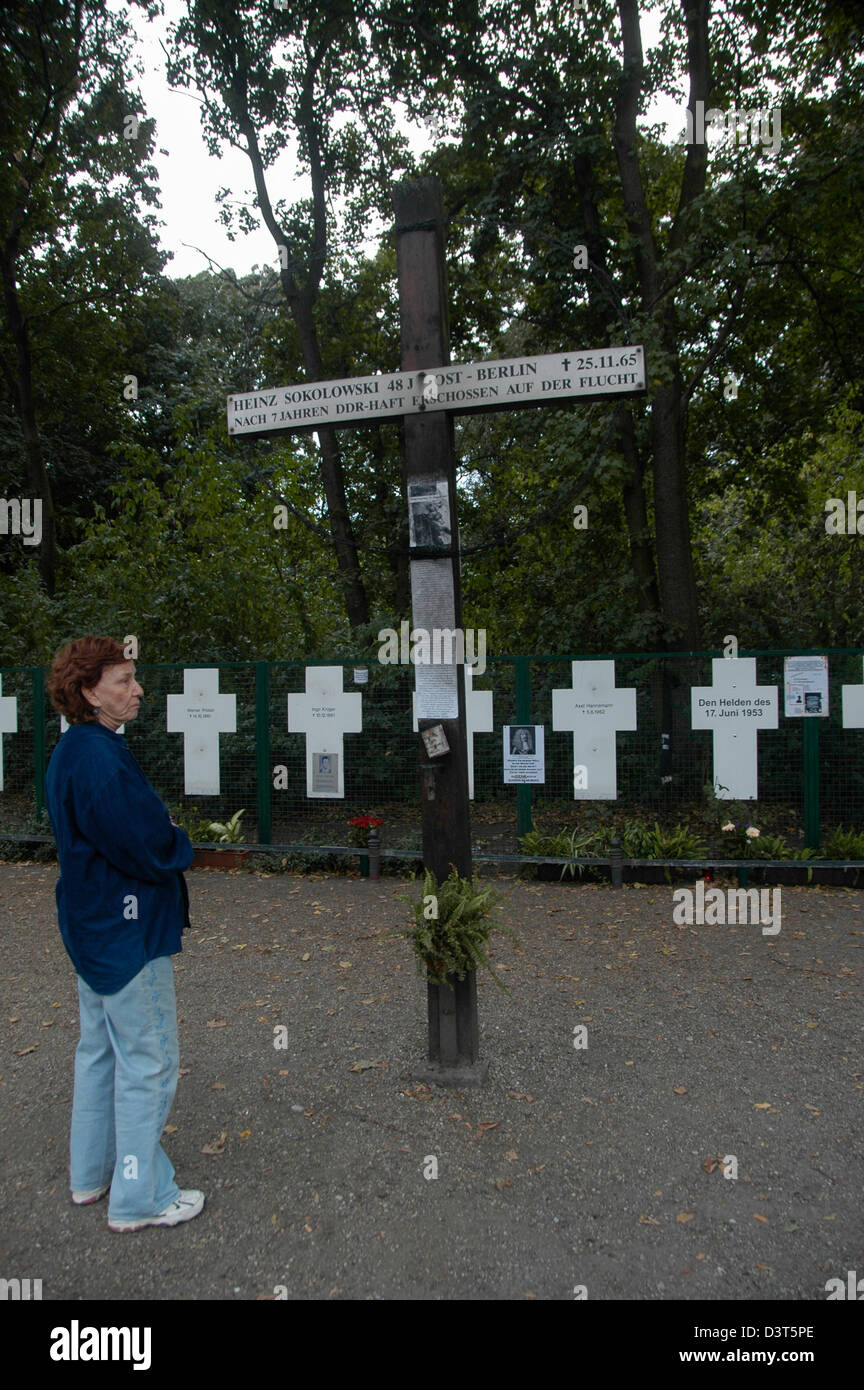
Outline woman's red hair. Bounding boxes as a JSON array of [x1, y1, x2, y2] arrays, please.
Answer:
[[47, 636, 129, 724]]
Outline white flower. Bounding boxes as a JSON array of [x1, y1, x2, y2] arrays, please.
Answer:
[[745, 826, 760, 838], [721, 822, 735, 832]]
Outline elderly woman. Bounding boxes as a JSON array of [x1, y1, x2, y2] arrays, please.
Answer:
[[45, 635, 204, 1233]]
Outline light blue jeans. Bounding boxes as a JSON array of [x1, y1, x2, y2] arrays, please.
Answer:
[[70, 955, 181, 1221]]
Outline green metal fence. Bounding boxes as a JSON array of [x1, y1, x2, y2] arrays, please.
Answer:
[[1, 650, 863, 854]]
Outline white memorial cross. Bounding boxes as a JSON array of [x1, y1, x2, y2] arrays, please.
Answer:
[[287, 665, 362, 800], [166, 668, 237, 797], [413, 664, 493, 800], [842, 657, 864, 729], [691, 657, 778, 800], [0, 676, 17, 792], [552, 660, 637, 800]]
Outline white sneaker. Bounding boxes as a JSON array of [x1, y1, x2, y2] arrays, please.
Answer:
[[108, 1189, 205, 1233], [72, 1182, 111, 1205]]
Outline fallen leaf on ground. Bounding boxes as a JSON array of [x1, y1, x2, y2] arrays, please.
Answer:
[[676, 1212, 695, 1223], [753, 1213, 769, 1223], [639, 1214, 661, 1225], [348, 1059, 387, 1072], [163, 1124, 178, 1134], [673, 1086, 687, 1095], [211, 1082, 227, 1090], [476, 1121, 500, 1136], [14, 1045, 38, 1056], [206, 1019, 228, 1029], [202, 1131, 228, 1154]]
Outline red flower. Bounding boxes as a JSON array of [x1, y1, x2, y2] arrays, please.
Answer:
[[348, 815, 383, 829]]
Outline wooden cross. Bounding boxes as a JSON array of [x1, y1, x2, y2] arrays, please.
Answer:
[[227, 175, 646, 1082]]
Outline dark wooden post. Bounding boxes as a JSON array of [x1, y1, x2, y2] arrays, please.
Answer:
[[394, 177, 487, 1085]]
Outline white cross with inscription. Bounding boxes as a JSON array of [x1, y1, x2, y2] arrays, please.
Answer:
[[413, 664, 493, 799], [0, 676, 17, 792], [287, 665, 362, 799], [166, 669, 237, 796], [691, 658, 778, 800], [552, 660, 637, 799], [842, 657, 864, 729]]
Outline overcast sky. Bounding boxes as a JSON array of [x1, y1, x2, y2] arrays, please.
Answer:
[[127, 1, 677, 281]]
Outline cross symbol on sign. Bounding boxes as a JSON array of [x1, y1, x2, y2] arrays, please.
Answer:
[[690, 658, 778, 800], [551, 660, 637, 799], [287, 666, 362, 799], [166, 669, 237, 796]]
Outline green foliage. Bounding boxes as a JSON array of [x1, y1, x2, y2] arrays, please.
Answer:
[[824, 826, 864, 860], [647, 822, 707, 860], [395, 866, 518, 993], [168, 803, 215, 842], [207, 809, 246, 844]]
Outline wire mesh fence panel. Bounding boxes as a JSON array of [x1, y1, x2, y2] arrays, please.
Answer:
[[0, 668, 37, 832], [1, 650, 863, 854]]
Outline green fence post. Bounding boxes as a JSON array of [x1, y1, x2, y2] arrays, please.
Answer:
[[255, 661, 271, 845], [33, 667, 46, 819], [803, 717, 820, 851], [514, 656, 532, 838]]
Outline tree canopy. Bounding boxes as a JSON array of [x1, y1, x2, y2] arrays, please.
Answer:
[[1, 0, 862, 667]]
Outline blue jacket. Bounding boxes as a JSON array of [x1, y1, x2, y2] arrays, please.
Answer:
[[45, 720, 193, 995]]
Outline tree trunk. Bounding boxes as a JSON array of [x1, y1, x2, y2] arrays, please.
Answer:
[[0, 248, 57, 596], [617, 403, 661, 627], [291, 298, 369, 630], [613, 0, 709, 651]]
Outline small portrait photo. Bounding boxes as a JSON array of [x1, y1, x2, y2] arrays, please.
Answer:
[[408, 482, 451, 549], [509, 725, 535, 755], [312, 752, 339, 792]]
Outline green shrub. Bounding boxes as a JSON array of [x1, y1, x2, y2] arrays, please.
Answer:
[[824, 826, 864, 860], [394, 866, 518, 993]]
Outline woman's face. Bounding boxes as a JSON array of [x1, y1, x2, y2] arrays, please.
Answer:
[[81, 661, 143, 731]]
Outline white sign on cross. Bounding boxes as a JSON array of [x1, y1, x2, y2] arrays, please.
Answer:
[[413, 664, 493, 799], [228, 347, 646, 436], [842, 657, 864, 729], [166, 669, 237, 796], [0, 676, 18, 792], [551, 660, 637, 799], [691, 658, 777, 799], [287, 666, 362, 800]]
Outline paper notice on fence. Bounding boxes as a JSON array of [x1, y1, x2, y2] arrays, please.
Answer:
[[784, 655, 829, 717], [503, 725, 545, 783]]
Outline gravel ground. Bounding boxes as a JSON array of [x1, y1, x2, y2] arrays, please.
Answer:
[[0, 861, 861, 1302]]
